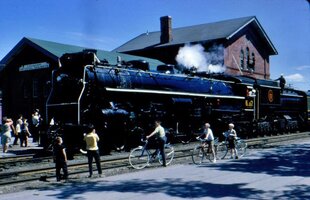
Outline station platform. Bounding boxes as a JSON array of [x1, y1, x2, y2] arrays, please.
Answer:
[[0, 137, 43, 158], [1, 137, 309, 199]]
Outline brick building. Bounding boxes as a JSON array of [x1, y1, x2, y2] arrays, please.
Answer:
[[114, 16, 278, 80]]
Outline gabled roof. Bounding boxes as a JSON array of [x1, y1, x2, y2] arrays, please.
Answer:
[[114, 16, 277, 55], [0, 37, 164, 70]]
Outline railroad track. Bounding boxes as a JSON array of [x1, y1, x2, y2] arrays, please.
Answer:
[[1, 132, 309, 186], [0, 155, 52, 167], [0, 150, 190, 186]]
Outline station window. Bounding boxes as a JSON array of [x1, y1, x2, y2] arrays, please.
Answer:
[[43, 83, 50, 98], [248, 52, 255, 72], [33, 79, 39, 98], [240, 49, 244, 69], [23, 84, 30, 99], [245, 47, 250, 70]]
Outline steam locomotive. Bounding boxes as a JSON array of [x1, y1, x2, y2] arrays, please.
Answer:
[[46, 50, 308, 154]]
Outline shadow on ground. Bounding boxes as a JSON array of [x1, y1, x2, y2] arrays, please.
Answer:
[[24, 142, 310, 199], [26, 177, 310, 200], [206, 142, 310, 177]]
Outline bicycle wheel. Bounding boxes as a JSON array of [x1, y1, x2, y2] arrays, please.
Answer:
[[216, 142, 228, 160], [207, 151, 215, 163], [192, 146, 205, 165], [159, 144, 175, 166], [236, 140, 247, 158], [129, 147, 150, 169]]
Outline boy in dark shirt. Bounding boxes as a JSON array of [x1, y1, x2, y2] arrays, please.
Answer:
[[53, 137, 68, 182]]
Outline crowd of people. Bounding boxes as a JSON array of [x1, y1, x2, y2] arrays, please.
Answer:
[[0, 109, 42, 153]]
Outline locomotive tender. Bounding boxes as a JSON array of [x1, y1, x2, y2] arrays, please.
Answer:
[[46, 50, 307, 153]]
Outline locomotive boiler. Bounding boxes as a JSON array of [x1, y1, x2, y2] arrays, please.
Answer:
[[46, 50, 307, 154]]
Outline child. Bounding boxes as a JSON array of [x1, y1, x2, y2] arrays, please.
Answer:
[[20, 119, 31, 147], [223, 123, 238, 159], [53, 137, 68, 182]]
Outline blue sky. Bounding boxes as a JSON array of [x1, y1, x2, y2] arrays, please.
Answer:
[[1, 0, 309, 91]]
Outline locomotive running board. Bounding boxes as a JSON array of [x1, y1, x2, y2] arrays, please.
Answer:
[[105, 87, 245, 99]]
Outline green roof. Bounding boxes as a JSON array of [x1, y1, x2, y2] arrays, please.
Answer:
[[0, 37, 164, 70]]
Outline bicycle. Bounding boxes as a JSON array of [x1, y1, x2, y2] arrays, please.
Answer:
[[192, 137, 218, 164], [216, 136, 247, 160], [128, 139, 175, 169]]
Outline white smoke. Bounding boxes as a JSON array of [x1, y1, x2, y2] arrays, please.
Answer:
[[175, 44, 226, 73], [284, 73, 305, 82]]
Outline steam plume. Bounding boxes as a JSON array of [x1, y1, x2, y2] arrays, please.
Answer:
[[175, 44, 226, 73]]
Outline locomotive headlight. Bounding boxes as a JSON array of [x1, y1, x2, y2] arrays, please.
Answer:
[[249, 89, 256, 97]]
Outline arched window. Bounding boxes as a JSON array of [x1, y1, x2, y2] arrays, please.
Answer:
[[240, 49, 244, 69], [249, 52, 255, 71], [245, 47, 250, 69]]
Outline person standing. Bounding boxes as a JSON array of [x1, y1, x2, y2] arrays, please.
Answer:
[[84, 124, 102, 178], [20, 119, 31, 147], [223, 123, 238, 159], [275, 74, 286, 91], [31, 109, 41, 143], [1, 117, 13, 153], [13, 114, 23, 145], [146, 120, 167, 167], [53, 137, 68, 182]]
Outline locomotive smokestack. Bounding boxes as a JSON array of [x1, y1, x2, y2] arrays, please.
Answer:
[[160, 16, 172, 44]]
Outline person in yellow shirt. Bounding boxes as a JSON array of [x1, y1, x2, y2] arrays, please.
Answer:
[[84, 124, 102, 178]]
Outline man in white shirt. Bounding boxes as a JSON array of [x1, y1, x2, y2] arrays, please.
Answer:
[[146, 120, 167, 167]]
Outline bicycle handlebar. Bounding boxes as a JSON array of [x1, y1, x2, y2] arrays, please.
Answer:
[[222, 132, 240, 139], [141, 139, 148, 143], [196, 137, 207, 142]]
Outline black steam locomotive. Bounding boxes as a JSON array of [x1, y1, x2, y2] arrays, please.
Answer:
[[46, 50, 308, 154]]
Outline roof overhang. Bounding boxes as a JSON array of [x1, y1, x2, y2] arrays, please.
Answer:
[[226, 17, 278, 55], [0, 37, 59, 71]]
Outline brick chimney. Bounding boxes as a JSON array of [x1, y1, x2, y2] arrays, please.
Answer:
[[160, 16, 172, 44]]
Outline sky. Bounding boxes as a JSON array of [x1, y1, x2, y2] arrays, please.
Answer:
[[1, 0, 309, 91]]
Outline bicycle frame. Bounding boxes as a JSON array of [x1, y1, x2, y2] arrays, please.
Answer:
[[139, 140, 160, 158], [192, 137, 216, 164], [129, 139, 174, 169], [216, 136, 247, 159]]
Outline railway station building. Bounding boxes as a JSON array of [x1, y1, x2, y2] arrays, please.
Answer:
[[114, 16, 278, 80], [0, 37, 164, 122]]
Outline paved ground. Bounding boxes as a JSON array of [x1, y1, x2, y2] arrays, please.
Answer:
[[1, 137, 309, 199]]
